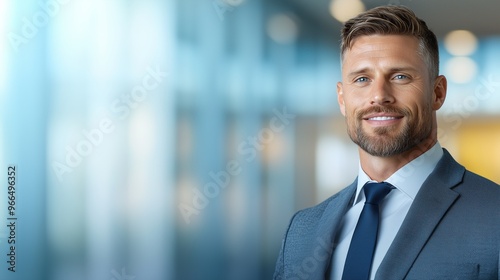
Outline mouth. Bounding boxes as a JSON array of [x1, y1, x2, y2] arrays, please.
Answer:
[[366, 116, 401, 121], [363, 113, 404, 120], [362, 113, 404, 126]]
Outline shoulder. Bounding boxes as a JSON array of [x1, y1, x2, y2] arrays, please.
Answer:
[[281, 184, 357, 252], [291, 186, 354, 228], [458, 169, 500, 203], [443, 167, 500, 233], [279, 185, 355, 263], [438, 149, 499, 195], [462, 169, 499, 189]]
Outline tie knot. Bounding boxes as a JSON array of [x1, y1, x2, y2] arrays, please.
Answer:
[[363, 182, 392, 205]]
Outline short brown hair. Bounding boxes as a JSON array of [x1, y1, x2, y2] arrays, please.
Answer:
[[340, 5, 439, 78]]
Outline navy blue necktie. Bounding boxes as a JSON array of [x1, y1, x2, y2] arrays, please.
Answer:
[[342, 182, 392, 280]]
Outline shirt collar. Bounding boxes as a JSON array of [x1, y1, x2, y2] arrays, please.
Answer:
[[354, 142, 444, 205]]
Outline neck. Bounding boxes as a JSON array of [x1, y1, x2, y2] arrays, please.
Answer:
[[359, 136, 437, 182]]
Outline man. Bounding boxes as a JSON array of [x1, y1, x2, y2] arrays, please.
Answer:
[[273, 5, 500, 280]]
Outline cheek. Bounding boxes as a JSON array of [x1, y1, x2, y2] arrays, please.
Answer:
[[344, 107, 362, 129], [412, 103, 432, 125], [342, 95, 362, 114], [343, 103, 358, 121]]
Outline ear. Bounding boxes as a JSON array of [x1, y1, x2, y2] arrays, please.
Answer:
[[432, 75, 447, 110], [337, 82, 346, 116]]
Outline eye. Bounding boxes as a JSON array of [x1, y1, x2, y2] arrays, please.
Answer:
[[355, 77, 369, 83], [393, 74, 409, 80]]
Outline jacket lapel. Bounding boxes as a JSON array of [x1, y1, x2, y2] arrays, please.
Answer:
[[376, 149, 465, 279]]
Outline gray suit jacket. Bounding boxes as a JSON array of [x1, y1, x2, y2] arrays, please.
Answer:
[[274, 149, 500, 279]]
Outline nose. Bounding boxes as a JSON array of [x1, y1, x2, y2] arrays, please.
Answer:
[[370, 79, 395, 105]]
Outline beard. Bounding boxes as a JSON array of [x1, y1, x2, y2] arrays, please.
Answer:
[[346, 106, 432, 157]]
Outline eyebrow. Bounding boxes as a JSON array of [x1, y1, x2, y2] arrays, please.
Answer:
[[346, 68, 371, 79], [346, 66, 419, 79]]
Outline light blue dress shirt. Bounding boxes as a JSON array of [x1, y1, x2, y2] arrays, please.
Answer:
[[330, 143, 444, 280]]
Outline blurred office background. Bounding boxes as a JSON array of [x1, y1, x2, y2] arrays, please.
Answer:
[[0, 0, 499, 279]]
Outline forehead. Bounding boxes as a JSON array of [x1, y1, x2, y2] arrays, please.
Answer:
[[342, 34, 425, 73]]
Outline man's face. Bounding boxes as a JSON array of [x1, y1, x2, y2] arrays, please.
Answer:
[[337, 35, 445, 157]]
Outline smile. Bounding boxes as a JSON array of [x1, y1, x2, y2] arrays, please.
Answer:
[[362, 113, 404, 126], [368, 116, 398, 121]]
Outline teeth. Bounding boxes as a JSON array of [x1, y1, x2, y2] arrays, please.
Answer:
[[369, 116, 396, 121]]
